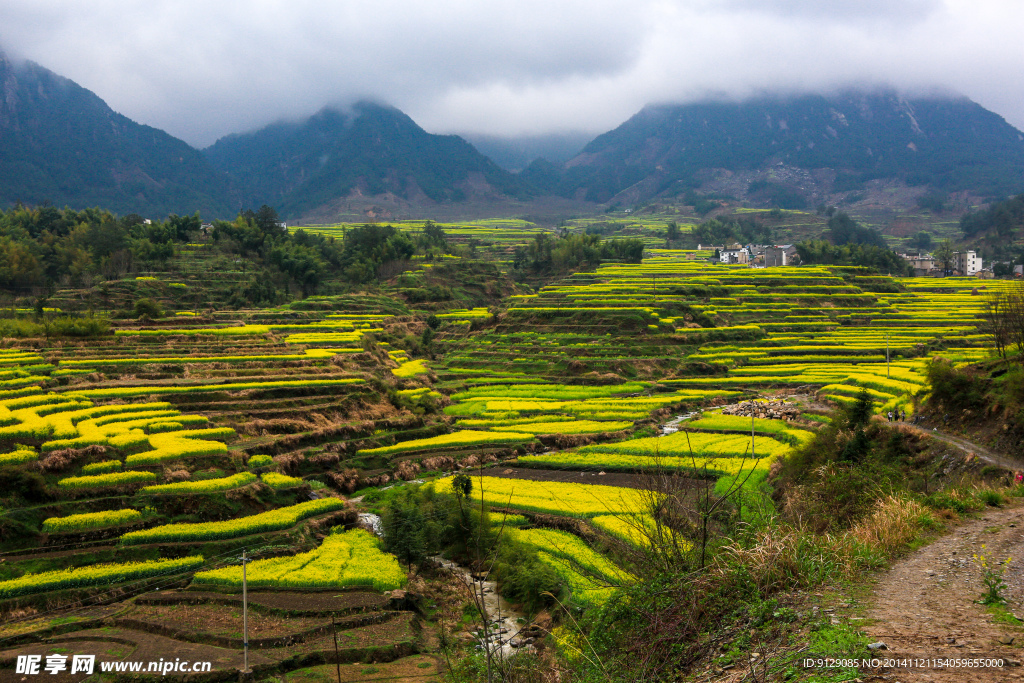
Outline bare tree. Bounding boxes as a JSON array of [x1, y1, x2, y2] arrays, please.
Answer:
[[982, 291, 1011, 358]]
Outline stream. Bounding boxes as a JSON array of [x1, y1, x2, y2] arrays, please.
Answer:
[[357, 512, 531, 656], [430, 556, 532, 656], [660, 410, 702, 435]]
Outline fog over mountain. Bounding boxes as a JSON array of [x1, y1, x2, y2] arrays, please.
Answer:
[[1, 0, 1022, 148], [4, 45, 1024, 219], [0, 48, 232, 217], [460, 133, 593, 172]]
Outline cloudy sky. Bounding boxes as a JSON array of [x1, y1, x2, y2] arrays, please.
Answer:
[[1, 0, 1021, 148]]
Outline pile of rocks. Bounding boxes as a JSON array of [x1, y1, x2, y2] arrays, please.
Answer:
[[721, 399, 800, 421]]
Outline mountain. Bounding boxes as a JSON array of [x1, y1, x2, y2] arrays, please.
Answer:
[[0, 48, 232, 218], [541, 90, 1024, 204], [460, 132, 592, 171], [204, 102, 537, 218]]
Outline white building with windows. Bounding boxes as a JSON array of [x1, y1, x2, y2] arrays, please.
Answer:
[[952, 250, 982, 276], [720, 245, 749, 264]]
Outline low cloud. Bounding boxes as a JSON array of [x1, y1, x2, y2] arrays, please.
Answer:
[[0, 0, 1020, 147]]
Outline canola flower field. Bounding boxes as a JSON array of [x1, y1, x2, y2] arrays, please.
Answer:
[[0, 245, 1000, 618], [193, 528, 405, 592]]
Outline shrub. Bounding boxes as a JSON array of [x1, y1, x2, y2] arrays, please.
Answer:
[[924, 491, 968, 513], [124, 429, 233, 466], [0, 449, 37, 466], [357, 430, 535, 457], [133, 298, 164, 319], [979, 490, 1005, 507], [492, 540, 565, 614], [0, 317, 110, 338], [925, 360, 986, 412], [73, 378, 363, 398], [0, 467, 50, 502]]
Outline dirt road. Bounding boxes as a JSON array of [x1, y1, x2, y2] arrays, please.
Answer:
[[861, 502, 1024, 682], [909, 426, 1024, 473]]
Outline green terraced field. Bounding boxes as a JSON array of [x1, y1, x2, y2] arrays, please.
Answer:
[[0, 235, 1000, 676]]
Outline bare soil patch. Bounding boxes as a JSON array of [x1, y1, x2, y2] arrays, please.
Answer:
[[139, 589, 389, 615], [0, 627, 275, 682], [125, 603, 326, 640], [0, 615, 420, 681], [282, 654, 441, 683]]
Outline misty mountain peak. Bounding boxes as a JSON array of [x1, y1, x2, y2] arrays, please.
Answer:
[[204, 101, 534, 216], [546, 89, 1024, 203], [0, 48, 231, 217]]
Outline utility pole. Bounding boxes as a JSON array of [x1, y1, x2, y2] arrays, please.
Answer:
[[242, 550, 249, 674], [751, 408, 755, 460], [886, 333, 890, 379], [332, 616, 342, 683]]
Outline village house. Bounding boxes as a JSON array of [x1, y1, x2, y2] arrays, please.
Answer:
[[952, 250, 982, 276], [719, 245, 750, 264], [765, 244, 797, 267]]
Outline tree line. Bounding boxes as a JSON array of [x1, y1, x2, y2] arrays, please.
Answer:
[[0, 203, 451, 300], [512, 233, 644, 274]]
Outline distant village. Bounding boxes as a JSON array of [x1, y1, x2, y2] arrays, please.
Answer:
[[697, 243, 993, 278]]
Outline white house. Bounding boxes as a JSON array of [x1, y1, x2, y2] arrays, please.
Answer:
[[952, 250, 982, 276], [720, 246, 750, 264]]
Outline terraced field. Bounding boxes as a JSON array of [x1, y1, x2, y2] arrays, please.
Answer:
[[0, 244, 999, 679]]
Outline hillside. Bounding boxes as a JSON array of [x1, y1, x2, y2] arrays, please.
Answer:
[[0, 49, 233, 218], [537, 90, 1024, 205], [1, 213, 1024, 680], [204, 102, 537, 219]]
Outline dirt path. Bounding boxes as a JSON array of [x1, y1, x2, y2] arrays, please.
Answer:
[[909, 426, 1024, 473], [861, 502, 1024, 682]]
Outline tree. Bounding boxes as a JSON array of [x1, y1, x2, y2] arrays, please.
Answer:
[[981, 281, 1024, 360], [267, 242, 326, 297], [934, 239, 955, 276], [133, 297, 164, 320], [167, 213, 202, 242], [982, 292, 1011, 358], [916, 192, 947, 213], [254, 205, 282, 236], [794, 239, 909, 275], [961, 195, 1024, 238], [382, 490, 428, 573], [666, 221, 682, 245], [845, 389, 874, 429], [827, 212, 886, 247], [911, 231, 932, 251], [422, 221, 446, 248], [0, 237, 43, 289]]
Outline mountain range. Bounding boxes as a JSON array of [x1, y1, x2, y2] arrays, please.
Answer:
[[538, 93, 1024, 205], [2, 47, 1024, 220], [0, 49, 232, 218], [205, 103, 534, 217]]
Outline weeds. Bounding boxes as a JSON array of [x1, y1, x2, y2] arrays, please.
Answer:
[[973, 546, 1011, 605]]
